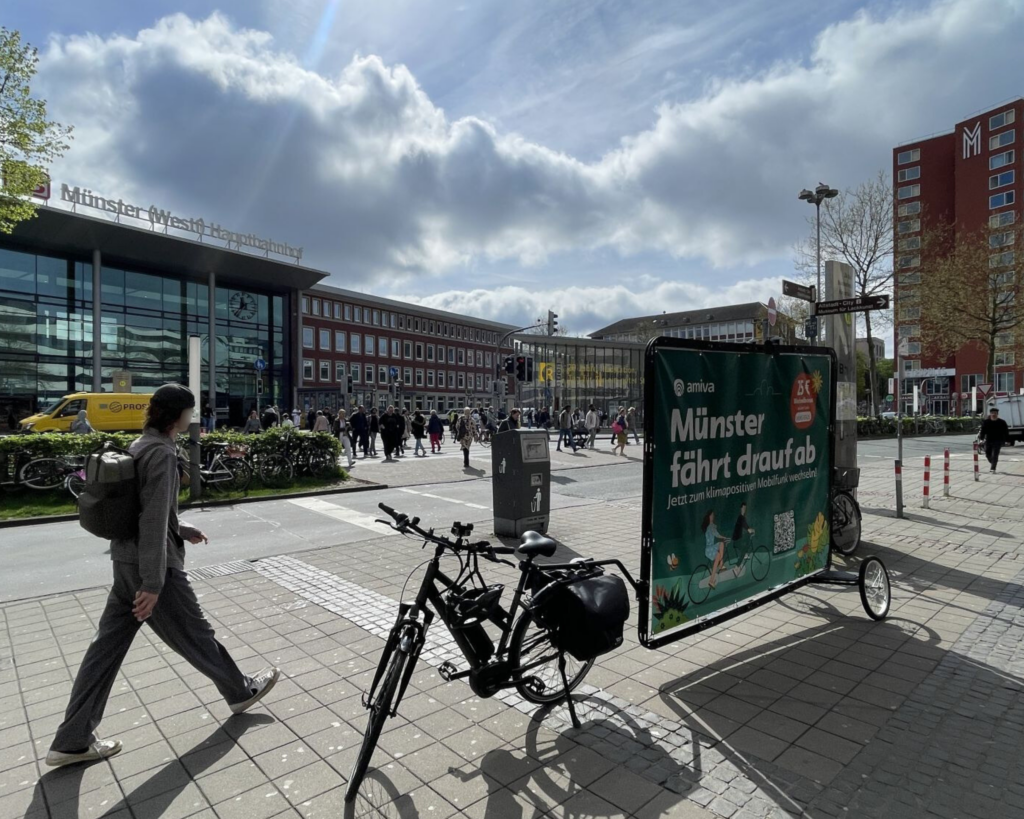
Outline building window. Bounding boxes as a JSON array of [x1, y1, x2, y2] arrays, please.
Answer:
[[350, 363, 360, 383], [990, 231, 1015, 248], [414, 318, 421, 331], [899, 324, 920, 337], [416, 369, 424, 387], [312, 299, 321, 316], [990, 110, 1016, 130], [373, 310, 380, 326], [437, 344, 445, 362], [993, 270, 1015, 285], [907, 342, 922, 355], [351, 334, 361, 354], [427, 344, 434, 362], [475, 374, 483, 390], [361, 364, 371, 383], [991, 211, 1017, 228], [990, 191, 1015, 208], [336, 362, 346, 382], [398, 315, 405, 330], [457, 326, 463, 339], [365, 335, 374, 356], [898, 184, 921, 199], [897, 201, 921, 217], [379, 366, 388, 383], [448, 348, 455, 364], [448, 372, 456, 388], [335, 331, 346, 352], [897, 148, 920, 165], [333, 303, 341, 319], [344, 304, 352, 320], [990, 150, 1015, 170], [961, 374, 983, 392], [392, 339, 400, 357], [898, 255, 920, 268], [403, 367, 412, 384], [897, 166, 920, 183], [427, 371, 435, 387], [353, 306, 361, 323], [403, 341, 412, 359], [319, 360, 330, 381], [390, 314, 397, 328], [990, 130, 1015, 150], [904, 360, 920, 371], [319, 329, 330, 350], [303, 359, 313, 380], [416, 343, 424, 359], [995, 352, 1016, 366], [989, 251, 1015, 267], [437, 370, 444, 387], [301, 297, 310, 314], [899, 236, 922, 251], [485, 352, 493, 368], [302, 327, 314, 348], [458, 349, 465, 365], [900, 307, 921, 320], [996, 372, 1015, 393], [990, 170, 1015, 189], [429, 320, 435, 334], [458, 372, 465, 388], [379, 337, 388, 356], [475, 350, 483, 367], [996, 332, 1014, 348], [898, 219, 921, 234]]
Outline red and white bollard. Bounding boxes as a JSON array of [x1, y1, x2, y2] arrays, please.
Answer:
[[923, 455, 931, 509], [974, 441, 980, 482], [943, 448, 950, 497]]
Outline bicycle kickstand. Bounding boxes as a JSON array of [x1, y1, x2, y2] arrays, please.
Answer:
[[558, 652, 582, 730]]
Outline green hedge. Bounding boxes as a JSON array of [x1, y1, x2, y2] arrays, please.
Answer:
[[856, 416, 982, 436]]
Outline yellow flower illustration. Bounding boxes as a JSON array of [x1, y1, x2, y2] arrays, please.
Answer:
[[806, 512, 828, 554], [811, 370, 824, 396]]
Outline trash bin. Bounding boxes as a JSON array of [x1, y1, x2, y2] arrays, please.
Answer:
[[492, 429, 550, 537]]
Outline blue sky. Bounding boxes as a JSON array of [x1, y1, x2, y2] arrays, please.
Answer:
[[8, 0, 1021, 336]]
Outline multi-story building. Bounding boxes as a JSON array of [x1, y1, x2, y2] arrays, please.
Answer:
[[297, 283, 516, 413], [589, 302, 801, 345], [893, 99, 1023, 414]]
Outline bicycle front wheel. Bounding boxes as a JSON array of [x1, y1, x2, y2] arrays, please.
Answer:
[[687, 564, 712, 604], [509, 612, 594, 704], [751, 545, 770, 581], [221, 458, 252, 492], [831, 490, 861, 556], [19, 458, 67, 490], [258, 454, 294, 487], [346, 647, 407, 803]]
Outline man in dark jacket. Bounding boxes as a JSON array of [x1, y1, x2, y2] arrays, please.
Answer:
[[497, 408, 521, 434], [379, 405, 403, 462], [368, 408, 380, 456], [979, 406, 1011, 473], [351, 406, 369, 457]]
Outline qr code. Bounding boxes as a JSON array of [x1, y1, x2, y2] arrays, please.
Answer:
[[774, 510, 795, 554]]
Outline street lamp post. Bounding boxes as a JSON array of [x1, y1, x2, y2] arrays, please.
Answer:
[[798, 183, 839, 340]]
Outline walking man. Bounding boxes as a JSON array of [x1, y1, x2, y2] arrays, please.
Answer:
[[556, 405, 576, 452], [979, 406, 1010, 473], [380, 405, 403, 462], [46, 385, 279, 768], [585, 404, 599, 449]]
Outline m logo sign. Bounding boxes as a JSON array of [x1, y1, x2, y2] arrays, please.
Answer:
[[963, 122, 982, 159]]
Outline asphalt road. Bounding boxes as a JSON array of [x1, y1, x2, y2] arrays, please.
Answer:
[[0, 434, 983, 602]]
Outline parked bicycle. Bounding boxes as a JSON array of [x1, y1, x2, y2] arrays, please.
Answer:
[[178, 441, 252, 492], [18, 454, 86, 491], [346, 503, 640, 803], [831, 467, 861, 556]]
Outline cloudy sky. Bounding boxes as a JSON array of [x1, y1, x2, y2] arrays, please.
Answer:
[[9, 0, 1024, 335]]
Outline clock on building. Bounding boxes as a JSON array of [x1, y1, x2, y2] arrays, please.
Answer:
[[229, 291, 258, 321]]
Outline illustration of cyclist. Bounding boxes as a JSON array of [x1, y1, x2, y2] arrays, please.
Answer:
[[702, 510, 729, 590]]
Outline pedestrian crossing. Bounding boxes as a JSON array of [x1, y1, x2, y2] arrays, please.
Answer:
[[396, 486, 489, 510], [286, 497, 404, 535]]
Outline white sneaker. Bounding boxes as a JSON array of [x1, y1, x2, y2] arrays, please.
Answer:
[[46, 739, 122, 767], [230, 667, 281, 714]]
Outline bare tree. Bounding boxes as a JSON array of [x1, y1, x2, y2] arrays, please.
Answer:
[[794, 172, 894, 414], [921, 222, 1024, 385]]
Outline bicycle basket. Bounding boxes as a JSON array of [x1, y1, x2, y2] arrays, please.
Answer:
[[445, 584, 504, 629], [833, 467, 860, 491], [532, 571, 629, 662]]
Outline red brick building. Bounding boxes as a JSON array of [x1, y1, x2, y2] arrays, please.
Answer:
[[296, 283, 516, 413], [893, 99, 1022, 413]]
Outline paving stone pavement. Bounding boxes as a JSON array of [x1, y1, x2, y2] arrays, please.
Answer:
[[4, 438, 1024, 818]]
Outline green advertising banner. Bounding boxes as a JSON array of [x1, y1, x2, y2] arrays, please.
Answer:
[[640, 341, 834, 647]]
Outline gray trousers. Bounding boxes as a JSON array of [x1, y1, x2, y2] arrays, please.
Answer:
[[51, 562, 253, 752]]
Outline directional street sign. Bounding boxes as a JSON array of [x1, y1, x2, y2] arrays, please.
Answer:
[[782, 279, 815, 302], [814, 294, 889, 316], [254, 357, 267, 371]]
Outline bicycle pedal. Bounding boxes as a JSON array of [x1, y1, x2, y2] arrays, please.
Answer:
[[439, 661, 460, 682], [523, 676, 547, 695]]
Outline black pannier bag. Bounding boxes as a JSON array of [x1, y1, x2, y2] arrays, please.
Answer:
[[78, 443, 140, 540], [535, 572, 630, 662]]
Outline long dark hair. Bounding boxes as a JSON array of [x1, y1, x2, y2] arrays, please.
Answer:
[[701, 510, 714, 533]]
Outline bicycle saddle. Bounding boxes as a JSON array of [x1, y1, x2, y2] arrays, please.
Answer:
[[518, 531, 557, 558]]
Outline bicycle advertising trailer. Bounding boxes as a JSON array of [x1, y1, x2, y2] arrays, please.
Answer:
[[639, 337, 890, 650]]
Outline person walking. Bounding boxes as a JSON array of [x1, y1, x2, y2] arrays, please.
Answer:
[[584, 404, 599, 450], [612, 408, 628, 456], [497, 408, 521, 434], [979, 406, 1010, 473], [336, 409, 354, 468], [201, 403, 213, 433], [45, 384, 279, 769], [457, 407, 475, 468], [368, 408, 380, 456], [243, 410, 262, 434], [312, 410, 330, 433], [379, 405, 403, 462], [350, 406, 368, 457], [281, 414, 294, 429], [411, 411, 428, 456], [291, 408, 300, 427], [557, 405, 576, 452], [427, 410, 444, 453], [70, 409, 95, 435], [399, 410, 410, 455], [627, 407, 640, 444], [306, 407, 317, 431]]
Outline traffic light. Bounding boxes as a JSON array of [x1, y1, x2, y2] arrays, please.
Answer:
[[255, 377, 264, 395], [346, 375, 353, 394], [525, 356, 534, 381], [504, 356, 515, 374], [547, 310, 558, 336], [493, 379, 507, 398], [515, 356, 527, 381]]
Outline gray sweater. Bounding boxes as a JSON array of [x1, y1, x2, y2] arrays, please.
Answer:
[[109, 428, 201, 594]]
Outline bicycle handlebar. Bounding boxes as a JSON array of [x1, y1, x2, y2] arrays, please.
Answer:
[[376, 502, 516, 561]]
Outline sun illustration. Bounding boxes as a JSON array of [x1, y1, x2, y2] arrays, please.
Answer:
[[811, 370, 824, 396]]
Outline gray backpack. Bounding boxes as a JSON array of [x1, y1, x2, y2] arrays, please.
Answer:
[[78, 443, 139, 540]]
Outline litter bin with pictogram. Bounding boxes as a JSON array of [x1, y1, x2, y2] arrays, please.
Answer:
[[491, 429, 550, 536]]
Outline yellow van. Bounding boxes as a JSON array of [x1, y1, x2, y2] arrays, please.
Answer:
[[19, 393, 154, 433]]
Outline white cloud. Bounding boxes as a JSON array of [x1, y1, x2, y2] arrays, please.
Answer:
[[32, 0, 1024, 294]]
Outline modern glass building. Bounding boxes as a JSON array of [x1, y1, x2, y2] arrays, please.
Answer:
[[512, 335, 646, 417], [0, 206, 325, 427]]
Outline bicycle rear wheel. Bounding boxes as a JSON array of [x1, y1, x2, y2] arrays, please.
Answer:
[[687, 564, 712, 604], [831, 490, 861, 556], [19, 458, 67, 490], [346, 647, 407, 803], [509, 612, 593, 704], [65, 472, 86, 500], [258, 454, 294, 487], [221, 458, 252, 492], [750, 545, 770, 581]]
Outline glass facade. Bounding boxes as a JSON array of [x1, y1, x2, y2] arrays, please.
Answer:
[[513, 336, 645, 418], [0, 247, 289, 427]]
